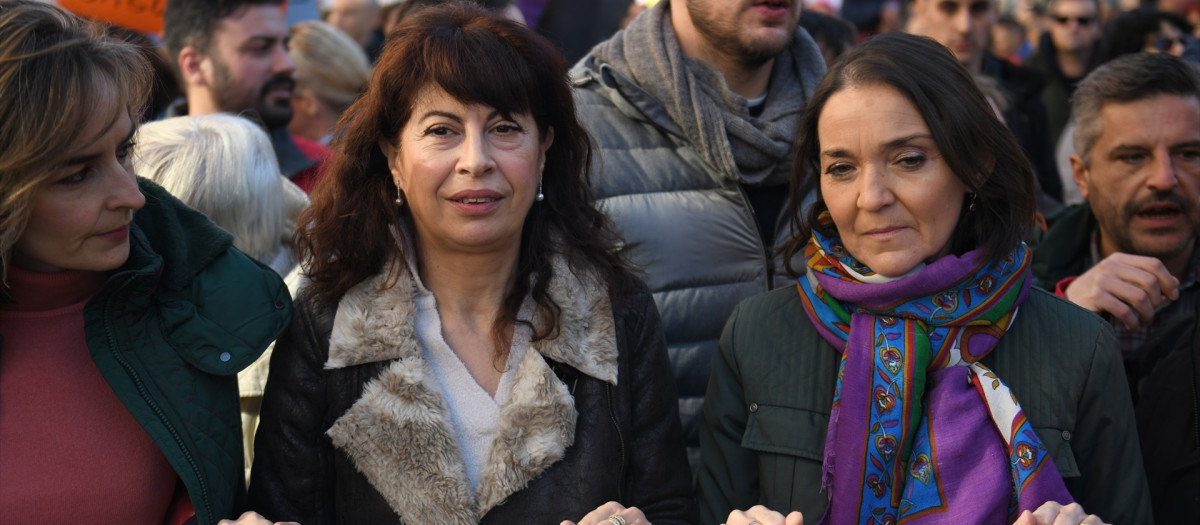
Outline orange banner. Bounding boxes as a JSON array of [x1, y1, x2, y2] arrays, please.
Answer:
[[58, 0, 167, 34], [58, 0, 291, 35]]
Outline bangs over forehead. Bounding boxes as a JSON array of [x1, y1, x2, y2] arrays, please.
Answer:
[[373, 4, 561, 142], [417, 17, 537, 119]]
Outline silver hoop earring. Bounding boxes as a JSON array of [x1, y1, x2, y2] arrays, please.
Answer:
[[535, 181, 544, 202]]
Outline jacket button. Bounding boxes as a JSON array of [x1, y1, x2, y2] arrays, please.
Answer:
[[1061, 430, 1071, 441], [220, 352, 231, 362], [274, 300, 285, 309], [749, 403, 759, 413]]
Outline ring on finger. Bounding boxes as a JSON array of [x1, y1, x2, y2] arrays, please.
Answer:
[[607, 515, 627, 525], [749, 521, 762, 525]]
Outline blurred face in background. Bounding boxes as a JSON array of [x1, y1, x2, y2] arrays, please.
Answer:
[[324, 0, 380, 47], [1144, 20, 1189, 56], [910, 0, 995, 71], [1047, 0, 1100, 54], [675, 0, 803, 67], [205, 4, 296, 128], [990, 22, 1025, 61]]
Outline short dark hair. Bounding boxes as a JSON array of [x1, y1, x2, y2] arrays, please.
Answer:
[[162, 0, 285, 63], [298, 3, 634, 353], [800, 10, 858, 63], [782, 32, 1035, 275], [1072, 52, 1200, 165]]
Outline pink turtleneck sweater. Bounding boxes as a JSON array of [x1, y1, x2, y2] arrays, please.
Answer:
[[0, 266, 193, 524]]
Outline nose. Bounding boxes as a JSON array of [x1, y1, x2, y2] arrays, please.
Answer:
[[273, 44, 295, 76], [855, 165, 896, 211], [1147, 150, 1180, 192], [457, 129, 495, 177], [953, 7, 973, 35], [109, 163, 146, 213]]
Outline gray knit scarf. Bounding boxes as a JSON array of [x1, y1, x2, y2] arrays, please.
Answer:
[[590, 1, 826, 185]]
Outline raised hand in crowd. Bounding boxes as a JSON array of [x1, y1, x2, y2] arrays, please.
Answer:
[[1061, 252, 1180, 330]]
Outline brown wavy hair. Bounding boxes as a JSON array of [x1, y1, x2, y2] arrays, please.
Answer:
[[0, 0, 151, 300], [297, 2, 635, 354]]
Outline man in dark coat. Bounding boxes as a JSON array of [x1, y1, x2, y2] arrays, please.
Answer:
[[1030, 52, 1200, 523]]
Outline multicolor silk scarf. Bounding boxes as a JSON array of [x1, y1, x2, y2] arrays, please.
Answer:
[[797, 214, 1072, 524]]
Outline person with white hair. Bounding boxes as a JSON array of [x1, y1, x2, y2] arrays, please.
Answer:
[[133, 113, 309, 481], [135, 113, 307, 277]]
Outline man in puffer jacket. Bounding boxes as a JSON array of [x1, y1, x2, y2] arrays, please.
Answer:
[[571, 0, 826, 473]]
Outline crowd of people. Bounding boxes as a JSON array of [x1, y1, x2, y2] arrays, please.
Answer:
[[1, 0, 1198, 524]]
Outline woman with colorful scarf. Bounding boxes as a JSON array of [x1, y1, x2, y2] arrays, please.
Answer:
[[696, 33, 1152, 525]]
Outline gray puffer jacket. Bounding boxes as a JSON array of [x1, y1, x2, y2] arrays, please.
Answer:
[[570, 27, 825, 471]]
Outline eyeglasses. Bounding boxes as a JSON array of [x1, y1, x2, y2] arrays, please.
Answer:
[[1153, 35, 1189, 52], [1051, 15, 1095, 25]]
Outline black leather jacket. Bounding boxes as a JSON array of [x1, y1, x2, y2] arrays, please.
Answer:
[[248, 264, 698, 525]]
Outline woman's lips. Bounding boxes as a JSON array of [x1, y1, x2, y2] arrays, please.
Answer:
[[863, 226, 907, 239], [97, 225, 130, 241], [448, 189, 504, 215]]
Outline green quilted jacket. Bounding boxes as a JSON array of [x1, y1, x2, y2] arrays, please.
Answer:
[[1, 178, 292, 525]]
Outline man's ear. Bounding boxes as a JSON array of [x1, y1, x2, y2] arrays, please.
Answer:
[[1070, 154, 1091, 201], [178, 46, 208, 87]]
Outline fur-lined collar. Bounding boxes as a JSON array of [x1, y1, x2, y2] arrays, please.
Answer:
[[323, 256, 618, 523]]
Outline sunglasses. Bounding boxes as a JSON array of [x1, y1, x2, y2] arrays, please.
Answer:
[[1051, 15, 1095, 25], [1153, 35, 1189, 51]]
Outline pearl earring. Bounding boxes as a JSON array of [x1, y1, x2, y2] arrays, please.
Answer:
[[536, 181, 544, 202]]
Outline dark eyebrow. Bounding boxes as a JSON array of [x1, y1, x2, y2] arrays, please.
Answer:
[[1108, 144, 1149, 156], [418, 110, 463, 124], [883, 133, 933, 149], [822, 133, 933, 158], [821, 148, 852, 159], [417, 109, 507, 123], [1172, 141, 1200, 150], [243, 34, 283, 45], [63, 124, 136, 167]]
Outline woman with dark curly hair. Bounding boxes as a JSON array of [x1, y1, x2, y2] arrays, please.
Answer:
[[248, 4, 696, 525]]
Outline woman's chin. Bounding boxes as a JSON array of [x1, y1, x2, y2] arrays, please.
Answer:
[[857, 255, 924, 279]]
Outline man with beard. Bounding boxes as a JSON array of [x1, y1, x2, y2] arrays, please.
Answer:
[[570, 0, 826, 475], [164, 0, 327, 192], [1030, 52, 1200, 523]]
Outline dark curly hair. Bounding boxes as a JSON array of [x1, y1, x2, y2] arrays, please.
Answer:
[[297, 2, 635, 357]]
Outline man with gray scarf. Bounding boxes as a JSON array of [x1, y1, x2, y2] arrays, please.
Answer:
[[571, 0, 825, 474]]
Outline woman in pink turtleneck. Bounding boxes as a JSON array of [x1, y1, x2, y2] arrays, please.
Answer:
[[0, 2, 294, 524]]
